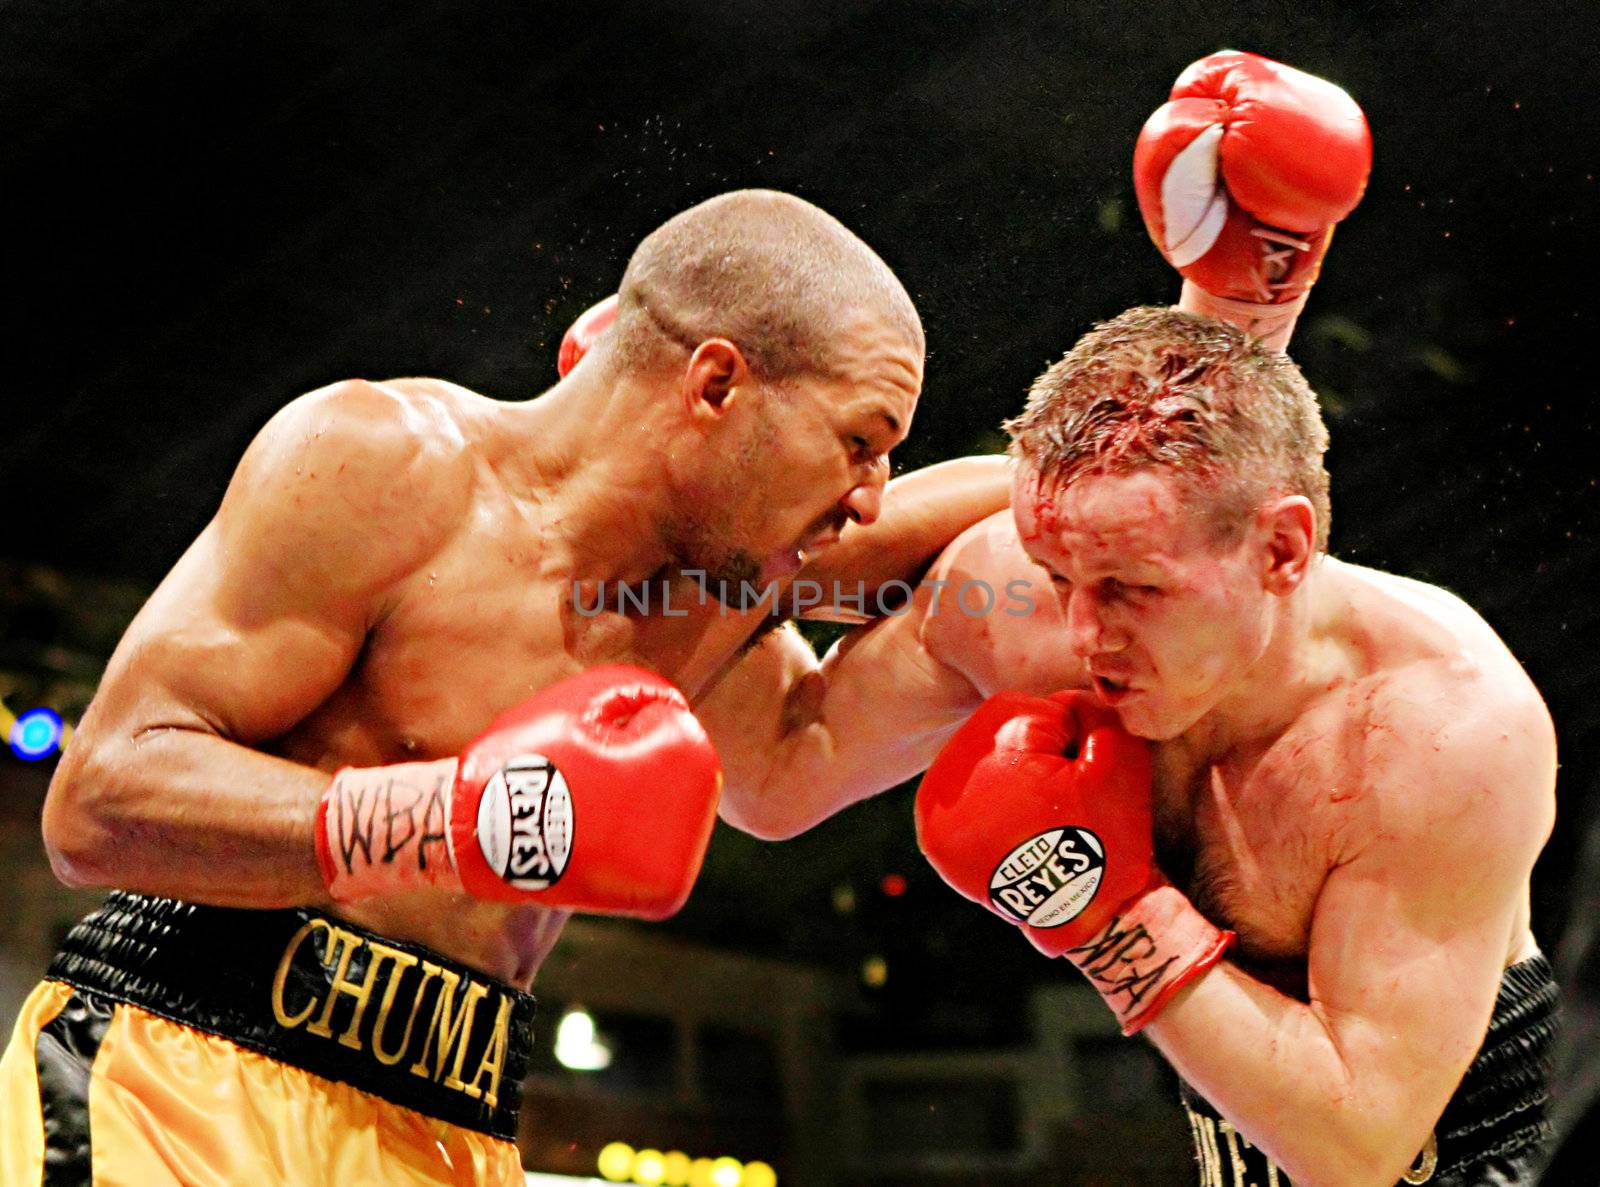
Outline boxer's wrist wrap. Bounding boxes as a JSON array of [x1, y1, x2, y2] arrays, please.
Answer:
[[47, 892, 537, 1139], [1179, 280, 1310, 354], [317, 757, 462, 902], [1063, 880, 1234, 1036]]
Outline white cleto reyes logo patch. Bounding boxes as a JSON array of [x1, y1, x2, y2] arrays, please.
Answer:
[[477, 754, 574, 890], [988, 827, 1104, 928]]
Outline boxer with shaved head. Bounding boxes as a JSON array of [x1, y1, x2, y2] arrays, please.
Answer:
[[0, 188, 1009, 1185]]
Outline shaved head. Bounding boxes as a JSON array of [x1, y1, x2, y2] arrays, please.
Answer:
[[611, 189, 922, 380]]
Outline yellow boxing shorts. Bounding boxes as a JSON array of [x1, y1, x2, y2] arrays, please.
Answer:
[[0, 892, 537, 1185]]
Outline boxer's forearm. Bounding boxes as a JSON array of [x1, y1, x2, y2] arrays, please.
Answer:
[[700, 626, 872, 840], [1145, 964, 1439, 1187], [705, 615, 975, 840], [803, 456, 1010, 606], [44, 725, 332, 908]]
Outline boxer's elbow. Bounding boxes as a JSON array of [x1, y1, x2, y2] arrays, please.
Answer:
[[1348, 1120, 1443, 1187], [718, 787, 817, 841], [42, 743, 130, 888], [43, 835, 106, 890], [728, 811, 819, 843], [1271, 1097, 1436, 1187], [1288, 1141, 1424, 1187], [720, 770, 871, 841]]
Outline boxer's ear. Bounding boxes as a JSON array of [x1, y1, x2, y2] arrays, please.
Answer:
[[682, 339, 750, 418], [1257, 495, 1316, 594]]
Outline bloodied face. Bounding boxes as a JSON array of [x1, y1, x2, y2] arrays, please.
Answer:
[[1012, 463, 1281, 741]]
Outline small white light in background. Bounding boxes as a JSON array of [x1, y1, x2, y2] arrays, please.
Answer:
[[555, 1006, 613, 1071]]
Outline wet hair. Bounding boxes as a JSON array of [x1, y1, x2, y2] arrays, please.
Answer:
[[1005, 306, 1331, 551], [609, 189, 922, 381]]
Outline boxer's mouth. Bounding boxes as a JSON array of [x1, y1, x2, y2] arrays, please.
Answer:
[[759, 525, 845, 583], [1091, 673, 1136, 704], [800, 529, 841, 554], [760, 548, 807, 582]]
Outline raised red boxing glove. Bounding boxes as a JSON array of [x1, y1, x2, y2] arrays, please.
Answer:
[[916, 690, 1233, 1034], [557, 293, 619, 377], [1134, 50, 1371, 351], [316, 665, 722, 920]]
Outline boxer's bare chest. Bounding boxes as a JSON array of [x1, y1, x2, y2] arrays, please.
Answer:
[[302, 514, 748, 755], [277, 494, 758, 985], [1150, 707, 1360, 997]]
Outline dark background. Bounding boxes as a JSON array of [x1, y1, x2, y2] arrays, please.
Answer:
[[4, 0, 1599, 1098]]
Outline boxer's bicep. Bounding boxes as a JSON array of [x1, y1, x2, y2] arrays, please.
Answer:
[[100, 381, 462, 745], [1301, 689, 1553, 1161], [44, 382, 468, 896]]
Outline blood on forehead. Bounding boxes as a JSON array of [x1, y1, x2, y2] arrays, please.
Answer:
[[1014, 464, 1210, 565], [1011, 463, 1062, 543], [1019, 471, 1063, 540]]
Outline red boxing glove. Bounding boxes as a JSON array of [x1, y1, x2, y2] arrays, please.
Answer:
[[557, 293, 619, 377], [316, 665, 722, 920], [916, 690, 1233, 1034], [1134, 50, 1371, 351]]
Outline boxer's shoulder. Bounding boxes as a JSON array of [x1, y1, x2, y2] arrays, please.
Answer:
[[920, 510, 1078, 694], [1359, 659, 1552, 814], [1329, 559, 1545, 713], [218, 379, 482, 598], [253, 378, 477, 485], [1298, 566, 1556, 863]]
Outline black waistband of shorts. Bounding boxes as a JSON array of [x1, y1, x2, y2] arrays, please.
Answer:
[[47, 891, 537, 1140], [1430, 952, 1559, 1180], [1178, 953, 1560, 1186]]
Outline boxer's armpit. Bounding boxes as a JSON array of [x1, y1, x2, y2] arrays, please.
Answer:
[[780, 668, 827, 735]]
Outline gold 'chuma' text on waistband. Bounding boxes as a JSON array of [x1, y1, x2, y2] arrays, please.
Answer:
[[270, 917, 513, 1111]]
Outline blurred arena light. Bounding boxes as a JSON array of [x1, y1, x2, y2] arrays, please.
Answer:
[[632, 1148, 666, 1185], [596, 1142, 635, 1181], [554, 1005, 613, 1071], [660, 1150, 691, 1185], [588, 1143, 774, 1187], [3, 698, 66, 761]]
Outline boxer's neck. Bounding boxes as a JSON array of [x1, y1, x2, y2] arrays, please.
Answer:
[[494, 371, 686, 583]]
